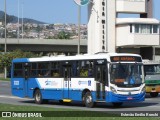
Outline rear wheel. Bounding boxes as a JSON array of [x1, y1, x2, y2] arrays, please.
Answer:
[[150, 92, 158, 97], [34, 89, 43, 104], [84, 92, 95, 108]]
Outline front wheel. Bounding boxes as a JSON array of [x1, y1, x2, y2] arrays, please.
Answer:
[[84, 92, 95, 108], [34, 89, 43, 104]]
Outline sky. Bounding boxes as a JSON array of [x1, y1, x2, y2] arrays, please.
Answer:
[[0, 0, 159, 24]]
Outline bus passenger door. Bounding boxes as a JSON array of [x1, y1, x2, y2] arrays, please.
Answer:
[[24, 63, 30, 97], [63, 66, 71, 99], [95, 65, 106, 100]]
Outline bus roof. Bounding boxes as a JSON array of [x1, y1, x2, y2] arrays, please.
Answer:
[[12, 53, 142, 63]]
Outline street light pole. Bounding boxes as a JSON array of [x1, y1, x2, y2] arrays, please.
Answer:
[[4, 0, 7, 79], [4, 0, 6, 53], [78, 6, 81, 54], [18, 0, 19, 41], [22, 1, 24, 39]]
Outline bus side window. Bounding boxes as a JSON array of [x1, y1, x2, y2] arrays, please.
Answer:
[[51, 62, 60, 77], [72, 61, 78, 77], [79, 60, 94, 77], [30, 63, 37, 77], [13, 63, 23, 78]]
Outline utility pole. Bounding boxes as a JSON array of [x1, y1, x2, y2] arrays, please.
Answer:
[[78, 6, 81, 54], [74, 0, 90, 54], [4, 0, 7, 79]]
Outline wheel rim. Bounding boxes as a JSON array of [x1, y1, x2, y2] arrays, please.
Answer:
[[36, 92, 41, 102], [86, 96, 92, 104]]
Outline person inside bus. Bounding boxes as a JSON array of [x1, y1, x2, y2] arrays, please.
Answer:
[[126, 69, 135, 85], [44, 70, 51, 77], [88, 68, 93, 77]]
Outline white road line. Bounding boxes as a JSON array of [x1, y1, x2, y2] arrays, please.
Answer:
[[0, 95, 30, 100]]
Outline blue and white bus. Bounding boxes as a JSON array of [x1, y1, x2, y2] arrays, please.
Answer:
[[11, 53, 145, 107]]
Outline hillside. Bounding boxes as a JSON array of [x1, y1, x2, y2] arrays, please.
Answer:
[[0, 11, 46, 24]]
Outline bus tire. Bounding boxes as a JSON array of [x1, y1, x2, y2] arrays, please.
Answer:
[[84, 92, 95, 108], [34, 89, 43, 104], [112, 102, 123, 107], [150, 92, 158, 97]]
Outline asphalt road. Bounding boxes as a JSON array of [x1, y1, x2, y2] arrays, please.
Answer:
[[0, 80, 160, 112]]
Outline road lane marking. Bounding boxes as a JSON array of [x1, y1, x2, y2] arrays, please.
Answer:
[[0, 95, 31, 100]]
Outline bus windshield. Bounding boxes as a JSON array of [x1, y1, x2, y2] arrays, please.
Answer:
[[110, 63, 143, 87], [144, 65, 160, 75]]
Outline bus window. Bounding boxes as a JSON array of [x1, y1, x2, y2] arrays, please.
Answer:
[[79, 60, 94, 77], [51, 62, 61, 77], [37, 62, 50, 77], [13, 63, 23, 78], [72, 61, 78, 77], [30, 63, 37, 77]]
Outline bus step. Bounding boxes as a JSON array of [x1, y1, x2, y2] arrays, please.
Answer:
[[62, 99, 72, 102]]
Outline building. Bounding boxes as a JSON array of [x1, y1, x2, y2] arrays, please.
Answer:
[[88, 0, 160, 60]]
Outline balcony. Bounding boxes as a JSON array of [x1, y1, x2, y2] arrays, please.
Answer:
[[116, 0, 146, 13], [116, 18, 160, 47]]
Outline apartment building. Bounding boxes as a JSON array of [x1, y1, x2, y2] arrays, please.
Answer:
[[88, 0, 160, 60]]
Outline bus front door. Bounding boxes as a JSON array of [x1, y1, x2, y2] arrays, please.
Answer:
[[63, 66, 71, 99], [95, 65, 106, 100]]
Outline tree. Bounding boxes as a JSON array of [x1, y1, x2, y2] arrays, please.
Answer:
[[0, 49, 39, 72], [57, 31, 70, 39]]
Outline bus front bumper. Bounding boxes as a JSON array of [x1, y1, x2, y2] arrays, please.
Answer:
[[106, 92, 145, 103]]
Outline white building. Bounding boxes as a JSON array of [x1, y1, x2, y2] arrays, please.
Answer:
[[88, 0, 160, 60]]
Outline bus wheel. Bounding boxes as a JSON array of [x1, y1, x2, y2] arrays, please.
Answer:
[[84, 92, 95, 108], [112, 102, 123, 107], [34, 89, 43, 104], [150, 92, 158, 97]]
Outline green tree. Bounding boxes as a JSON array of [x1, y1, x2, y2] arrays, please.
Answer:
[[57, 31, 70, 39], [0, 49, 39, 72]]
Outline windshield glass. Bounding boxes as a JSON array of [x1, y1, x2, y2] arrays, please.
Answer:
[[144, 65, 160, 75], [110, 63, 143, 87]]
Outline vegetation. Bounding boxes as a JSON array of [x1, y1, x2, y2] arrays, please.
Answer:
[[0, 49, 39, 73], [56, 31, 71, 39]]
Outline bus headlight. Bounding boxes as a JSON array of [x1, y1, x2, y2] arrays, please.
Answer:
[[110, 86, 117, 94], [141, 86, 146, 93]]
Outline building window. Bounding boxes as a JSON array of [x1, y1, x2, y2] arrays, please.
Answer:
[[130, 24, 132, 33], [135, 24, 139, 33], [134, 24, 158, 34], [153, 25, 158, 33], [140, 24, 152, 34]]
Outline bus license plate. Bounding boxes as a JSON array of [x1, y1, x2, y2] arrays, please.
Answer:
[[127, 97, 133, 100]]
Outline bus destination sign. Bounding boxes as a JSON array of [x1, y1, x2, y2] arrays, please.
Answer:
[[110, 56, 142, 62]]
